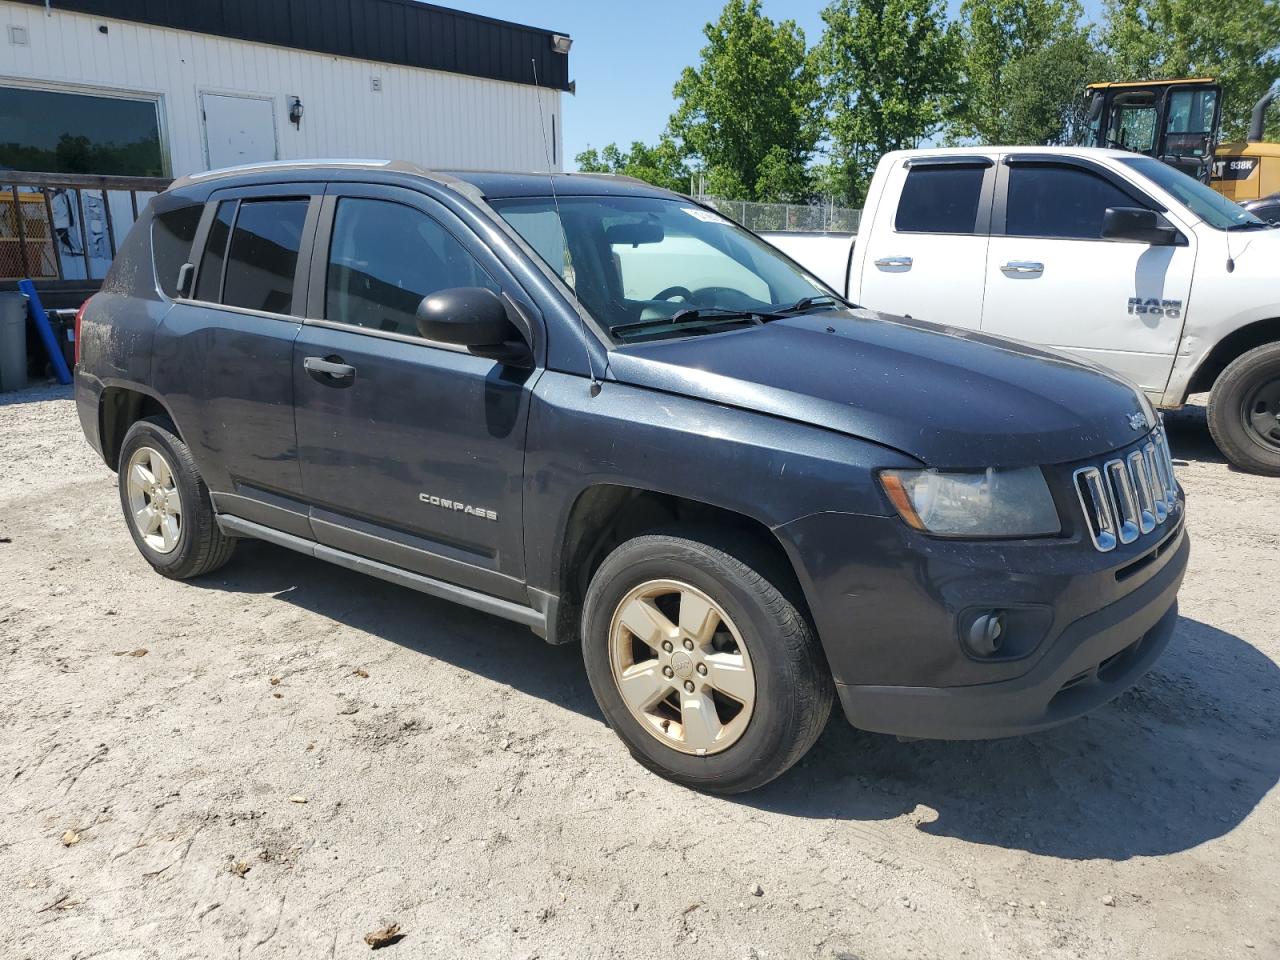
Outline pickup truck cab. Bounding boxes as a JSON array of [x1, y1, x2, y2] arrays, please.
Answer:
[[784, 147, 1280, 474], [76, 160, 1187, 793]]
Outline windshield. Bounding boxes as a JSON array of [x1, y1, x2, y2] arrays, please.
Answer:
[[1119, 156, 1266, 229], [489, 195, 830, 341]]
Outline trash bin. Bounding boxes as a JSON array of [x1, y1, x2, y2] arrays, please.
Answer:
[[0, 292, 29, 393]]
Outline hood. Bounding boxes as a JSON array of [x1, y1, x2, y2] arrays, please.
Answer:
[[606, 310, 1152, 468]]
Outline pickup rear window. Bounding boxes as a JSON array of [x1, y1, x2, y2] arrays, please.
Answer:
[[895, 166, 984, 234]]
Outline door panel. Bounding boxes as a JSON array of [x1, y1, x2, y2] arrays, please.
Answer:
[[857, 157, 995, 329], [292, 185, 537, 597], [152, 187, 321, 523], [981, 160, 1195, 393]]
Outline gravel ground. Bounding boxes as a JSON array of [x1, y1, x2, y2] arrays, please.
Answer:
[[0, 383, 1276, 960]]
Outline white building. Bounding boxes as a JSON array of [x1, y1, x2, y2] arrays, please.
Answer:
[[0, 0, 571, 300], [0, 0, 570, 178]]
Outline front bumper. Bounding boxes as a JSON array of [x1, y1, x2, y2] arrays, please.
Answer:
[[776, 481, 1188, 741], [837, 527, 1186, 739]]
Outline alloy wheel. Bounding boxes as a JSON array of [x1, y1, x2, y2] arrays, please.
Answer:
[[608, 579, 756, 755], [125, 445, 183, 554]]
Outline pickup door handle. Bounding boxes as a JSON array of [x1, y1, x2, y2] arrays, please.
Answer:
[[874, 255, 913, 268], [303, 356, 356, 386], [1001, 260, 1044, 276]]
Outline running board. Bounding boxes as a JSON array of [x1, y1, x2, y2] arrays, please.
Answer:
[[216, 514, 548, 633]]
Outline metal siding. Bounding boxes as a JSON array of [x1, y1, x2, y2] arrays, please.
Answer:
[[0, 2, 563, 177], [10, 0, 570, 91]]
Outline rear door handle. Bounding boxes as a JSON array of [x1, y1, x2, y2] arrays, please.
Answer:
[[303, 355, 356, 386], [1001, 260, 1044, 276], [874, 255, 913, 268]]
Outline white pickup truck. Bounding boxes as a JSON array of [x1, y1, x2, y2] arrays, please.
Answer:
[[767, 146, 1280, 474]]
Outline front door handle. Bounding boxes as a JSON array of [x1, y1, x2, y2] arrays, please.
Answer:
[[1001, 260, 1044, 276], [303, 355, 356, 386], [874, 255, 913, 269]]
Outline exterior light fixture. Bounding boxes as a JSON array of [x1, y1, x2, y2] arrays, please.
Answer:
[[551, 34, 571, 55], [288, 96, 304, 128]]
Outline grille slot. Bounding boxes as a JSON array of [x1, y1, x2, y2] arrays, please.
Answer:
[[1073, 426, 1179, 554], [1104, 459, 1140, 544], [1073, 466, 1118, 552], [1127, 450, 1157, 534]]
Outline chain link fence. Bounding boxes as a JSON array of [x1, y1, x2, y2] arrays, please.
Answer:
[[699, 197, 861, 234]]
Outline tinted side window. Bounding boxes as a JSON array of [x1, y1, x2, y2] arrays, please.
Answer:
[[895, 166, 986, 234], [325, 197, 497, 337], [1005, 165, 1140, 240], [195, 201, 235, 302], [152, 204, 203, 298], [222, 199, 309, 314]]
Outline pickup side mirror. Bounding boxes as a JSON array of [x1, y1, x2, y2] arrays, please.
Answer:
[[415, 287, 531, 366], [1101, 207, 1181, 246]]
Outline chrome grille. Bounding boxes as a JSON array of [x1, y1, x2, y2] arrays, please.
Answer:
[[1074, 426, 1179, 553]]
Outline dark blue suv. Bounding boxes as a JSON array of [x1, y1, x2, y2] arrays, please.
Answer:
[[75, 160, 1188, 793]]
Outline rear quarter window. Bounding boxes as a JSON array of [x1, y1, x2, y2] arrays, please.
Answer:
[[152, 203, 204, 298]]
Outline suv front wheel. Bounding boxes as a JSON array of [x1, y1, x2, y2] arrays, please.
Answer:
[[582, 532, 833, 794], [117, 416, 236, 579]]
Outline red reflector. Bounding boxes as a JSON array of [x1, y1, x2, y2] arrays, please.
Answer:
[[74, 299, 89, 367]]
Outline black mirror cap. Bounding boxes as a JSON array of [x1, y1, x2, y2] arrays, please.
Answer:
[[415, 287, 532, 366], [1101, 207, 1180, 245]]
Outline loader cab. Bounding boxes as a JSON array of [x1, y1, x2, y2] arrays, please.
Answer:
[[1083, 79, 1222, 183]]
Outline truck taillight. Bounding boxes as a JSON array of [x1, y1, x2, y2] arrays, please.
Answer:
[[74, 299, 89, 367]]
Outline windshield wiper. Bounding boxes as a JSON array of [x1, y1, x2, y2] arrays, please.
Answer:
[[610, 308, 765, 340], [1224, 220, 1272, 231], [768, 294, 847, 315]]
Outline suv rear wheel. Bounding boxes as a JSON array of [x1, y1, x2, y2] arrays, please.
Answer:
[[117, 416, 236, 578], [1207, 342, 1280, 476], [581, 532, 832, 794]]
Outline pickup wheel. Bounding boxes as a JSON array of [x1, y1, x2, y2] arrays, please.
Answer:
[[117, 416, 236, 579], [1207, 342, 1280, 476], [581, 532, 832, 794]]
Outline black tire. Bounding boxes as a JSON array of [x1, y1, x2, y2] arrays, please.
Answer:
[[581, 531, 833, 794], [1207, 342, 1280, 476], [116, 415, 236, 579]]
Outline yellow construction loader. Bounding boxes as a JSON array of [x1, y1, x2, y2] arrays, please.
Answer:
[[1081, 78, 1279, 222]]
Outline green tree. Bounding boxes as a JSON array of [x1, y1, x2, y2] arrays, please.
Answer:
[[1002, 30, 1112, 144], [574, 139, 692, 193], [1103, 0, 1280, 142], [668, 0, 821, 202], [951, 0, 1102, 145], [815, 0, 958, 203]]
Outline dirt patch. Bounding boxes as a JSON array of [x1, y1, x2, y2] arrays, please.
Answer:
[[1, 385, 1276, 958]]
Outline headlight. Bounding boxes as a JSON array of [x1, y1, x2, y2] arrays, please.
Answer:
[[879, 467, 1060, 538]]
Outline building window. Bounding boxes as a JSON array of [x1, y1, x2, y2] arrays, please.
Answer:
[[0, 85, 165, 176]]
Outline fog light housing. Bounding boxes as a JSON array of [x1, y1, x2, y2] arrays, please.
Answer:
[[965, 611, 1006, 657]]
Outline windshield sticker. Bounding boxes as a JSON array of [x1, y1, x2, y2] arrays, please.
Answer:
[[681, 207, 728, 224]]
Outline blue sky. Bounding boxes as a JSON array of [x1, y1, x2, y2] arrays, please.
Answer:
[[449, 1, 1106, 169]]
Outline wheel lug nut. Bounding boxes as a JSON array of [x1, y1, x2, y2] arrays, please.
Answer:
[[682, 639, 694, 650], [662, 640, 673, 652], [696, 663, 707, 676], [683, 681, 695, 693], [662, 666, 674, 678]]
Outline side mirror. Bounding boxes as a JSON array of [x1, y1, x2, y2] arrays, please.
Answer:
[[415, 287, 531, 365], [1101, 207, 1180, 245]]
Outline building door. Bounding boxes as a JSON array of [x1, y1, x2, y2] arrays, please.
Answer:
[[201, 93, 277, 171]]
